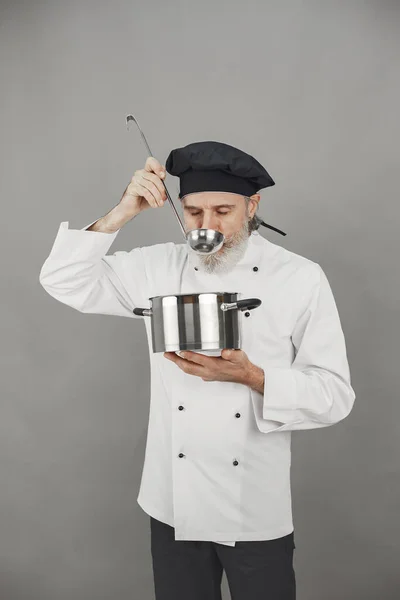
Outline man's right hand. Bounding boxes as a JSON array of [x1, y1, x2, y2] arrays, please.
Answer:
[[119, 156, 168, 217]]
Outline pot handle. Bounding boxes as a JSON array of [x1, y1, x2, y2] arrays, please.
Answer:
[[133, 307, 153, 317], [220, 298, 262, 312]]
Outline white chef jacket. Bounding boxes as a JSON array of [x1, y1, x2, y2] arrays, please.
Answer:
[[39, 220, 356, 547]]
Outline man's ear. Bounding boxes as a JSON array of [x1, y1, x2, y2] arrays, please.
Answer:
[[248, 194, 261, 218]]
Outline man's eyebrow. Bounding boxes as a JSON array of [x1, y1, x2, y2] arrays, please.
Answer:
[[183, 204, 236, 209]]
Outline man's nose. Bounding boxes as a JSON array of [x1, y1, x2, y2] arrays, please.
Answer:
[[201, 213, 219, 230]]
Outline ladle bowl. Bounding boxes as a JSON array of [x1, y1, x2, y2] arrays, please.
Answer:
[[187, 228, 224, 254]]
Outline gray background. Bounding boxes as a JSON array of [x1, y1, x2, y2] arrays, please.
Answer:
[[1, 0, 399, 598]]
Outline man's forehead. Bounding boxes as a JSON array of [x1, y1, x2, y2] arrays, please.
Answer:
[[181, 192, 243, 206]]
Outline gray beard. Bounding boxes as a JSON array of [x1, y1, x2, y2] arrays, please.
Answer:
[[189, 219, 250, 275]]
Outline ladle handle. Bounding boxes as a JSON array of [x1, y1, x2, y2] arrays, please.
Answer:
[[160, 180, 187, 239], [126, 114, 187, 240]]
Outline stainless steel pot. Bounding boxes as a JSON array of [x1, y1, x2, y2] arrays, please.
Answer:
[[133, 292, 261, 353]]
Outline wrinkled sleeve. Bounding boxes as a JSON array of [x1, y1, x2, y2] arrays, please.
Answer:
[[250, 264, 356, 433], [39, 220, 149, 318]]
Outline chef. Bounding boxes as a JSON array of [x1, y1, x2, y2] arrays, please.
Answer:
[[39, 140, 356, 600]]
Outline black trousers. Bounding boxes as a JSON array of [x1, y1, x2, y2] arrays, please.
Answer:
[[150, 516, 296, 600]]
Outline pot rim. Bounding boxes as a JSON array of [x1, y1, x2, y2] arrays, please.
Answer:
[[148, 291, 239, 301]]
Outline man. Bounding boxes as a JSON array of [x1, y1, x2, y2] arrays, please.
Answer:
[[39, 140, 356, 600]]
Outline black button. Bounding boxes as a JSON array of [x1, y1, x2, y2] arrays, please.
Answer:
[[178, 453, 185, 458], [235, 412, 241, 418], [253, 266, 258, 272], [245, 312, 250, 317], [233, 460, 239, 466], [178, 405, 184, 411], [194, 267, 198, 271]]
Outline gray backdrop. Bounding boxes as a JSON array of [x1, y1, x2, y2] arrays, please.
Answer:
[[1, 1, 399, 598]]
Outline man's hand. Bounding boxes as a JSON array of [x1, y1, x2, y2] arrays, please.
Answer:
[[163, 348, 255, 385]]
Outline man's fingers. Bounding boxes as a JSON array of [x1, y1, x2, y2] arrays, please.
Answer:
[[175, 351, 212, 365], [164, 352, 207, 374], [144, 156, 165, 178], [141, 171, 167, 200]]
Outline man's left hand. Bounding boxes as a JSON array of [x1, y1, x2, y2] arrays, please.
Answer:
[[163, 349, 253, 384]]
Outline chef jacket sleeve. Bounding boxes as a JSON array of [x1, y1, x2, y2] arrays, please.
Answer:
[[250, 264, 356, 433], [39, 220, 149, 318]]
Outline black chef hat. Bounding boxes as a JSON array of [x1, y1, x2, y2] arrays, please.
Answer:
[[165, 140, 274, 198], [165, 141, 286, 236]]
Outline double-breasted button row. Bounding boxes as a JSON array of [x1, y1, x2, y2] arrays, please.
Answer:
[[177, 408, 241, 465], [178, 406, 240, 418], [178, 452, 239, 466]]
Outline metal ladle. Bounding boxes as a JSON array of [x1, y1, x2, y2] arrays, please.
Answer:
[[126, 114, 224, 255]]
